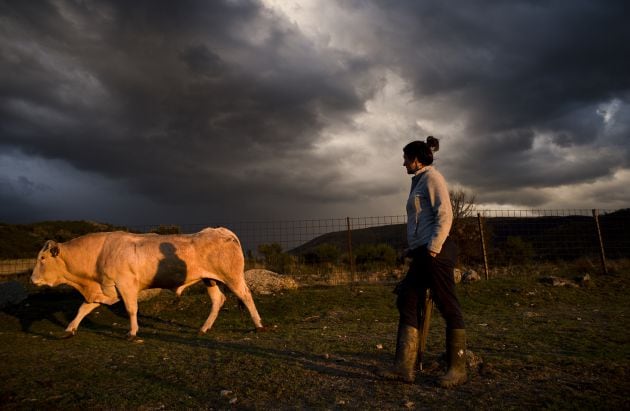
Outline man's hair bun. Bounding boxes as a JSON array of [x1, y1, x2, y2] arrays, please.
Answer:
[[426, 136, 439, 152]]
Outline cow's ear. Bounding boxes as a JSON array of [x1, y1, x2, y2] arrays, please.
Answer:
[[44, 241, 60, 257]]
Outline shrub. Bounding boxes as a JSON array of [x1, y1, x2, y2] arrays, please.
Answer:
[[257, 243, 294, 274], [150, 225, 182, 235], [503, 236, 534, 264], [354, 243, 397, 269], [303, 243, 341, 265]]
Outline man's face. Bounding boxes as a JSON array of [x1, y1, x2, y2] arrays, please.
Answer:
[[403, 154, 420, 175]]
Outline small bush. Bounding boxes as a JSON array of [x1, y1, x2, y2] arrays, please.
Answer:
[[354, 243, 397, 269], [303, 243, 341, 265], [504, 236, 534, 264], [258, 243, 295, 274], [150, 225, 182, 235]]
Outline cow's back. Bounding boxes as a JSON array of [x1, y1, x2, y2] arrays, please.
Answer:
[[95, 228, 244, 290], [192, 227, 244, 277]]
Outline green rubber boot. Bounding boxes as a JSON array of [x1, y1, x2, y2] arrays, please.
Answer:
[[439, 328, 468, 388], [377, 323, 419, 383]]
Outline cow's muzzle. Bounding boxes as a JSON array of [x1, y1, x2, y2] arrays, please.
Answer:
[[31, 276, 47, 286]]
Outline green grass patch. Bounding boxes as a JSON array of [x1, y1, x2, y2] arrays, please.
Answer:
[[1, 268, 629, 409]]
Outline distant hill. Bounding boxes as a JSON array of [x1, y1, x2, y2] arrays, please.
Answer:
[[0, 221, 128, 259], [289, 223, 407, 256], [289, 209, 630, 262]]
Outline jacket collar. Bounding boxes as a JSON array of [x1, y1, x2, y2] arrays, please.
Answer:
[[412, 165, 431, 178], [410, 166, 431, 192]]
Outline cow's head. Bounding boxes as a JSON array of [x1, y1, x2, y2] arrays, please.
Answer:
[[31, 240, 66, 287]]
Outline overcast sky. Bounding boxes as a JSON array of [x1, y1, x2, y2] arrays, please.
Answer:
[[1, 0, 629, 226]]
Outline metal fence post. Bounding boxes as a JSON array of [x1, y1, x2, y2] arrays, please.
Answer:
[[346, 217, 355, 282], [477, 213, 490, 280], [592, 209, 609, 275]]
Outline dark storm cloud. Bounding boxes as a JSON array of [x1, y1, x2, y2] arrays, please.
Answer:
[[0, 0, 372, 221], [361, 0, 630, 203], [0, 0, 628, 224], [383, 1, 630, 127]]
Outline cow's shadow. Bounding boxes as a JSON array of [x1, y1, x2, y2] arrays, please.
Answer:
[[2, 290, 78, 333], [2, 286, 214, 338], [1, 289, 132, 338]]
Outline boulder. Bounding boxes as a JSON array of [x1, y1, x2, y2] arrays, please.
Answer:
[[437, 349, 484, 371], [540, 274, 592, 288], [453, 268, 463, 284], [462, 269, 481, 283], [138, 289, 163, 302], [466, 350, 484, 370], [245, 269, 298, 295], [539, 276, 579, 288], [574, 274, 593, 288]]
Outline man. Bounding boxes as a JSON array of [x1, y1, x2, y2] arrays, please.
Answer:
[[378, 136, 467, 387]]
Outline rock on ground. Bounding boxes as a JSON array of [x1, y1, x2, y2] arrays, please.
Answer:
[[138, 289, 163, 302], [454, 268, 463, 284], [436, 349, 484, 371], [462, 269, 481, 283], [454, 268, 481, 284], [245, 269, 299, 295], [466, 350, 484, 370], [539, 275, 588, 288]]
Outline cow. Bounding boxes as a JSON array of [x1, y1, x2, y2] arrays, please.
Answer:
[[30, 227, 264, 340]]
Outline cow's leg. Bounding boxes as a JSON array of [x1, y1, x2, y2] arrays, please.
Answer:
[[199, 280, 226, 334], [116, 286, 140, 340], [225, 278, 264, 330], [65, 302, 100, 337]]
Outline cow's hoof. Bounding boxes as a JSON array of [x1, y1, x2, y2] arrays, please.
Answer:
[[60, 330, 76, 339], [198, 330, 207, 336], [126, 334, 143, 343], [255, 326, 268, 333]]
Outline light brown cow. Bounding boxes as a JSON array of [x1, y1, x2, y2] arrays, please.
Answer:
[[31, 227, 263, 340]]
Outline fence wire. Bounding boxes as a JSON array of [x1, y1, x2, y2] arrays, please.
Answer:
[[1, 209, 628, 281]]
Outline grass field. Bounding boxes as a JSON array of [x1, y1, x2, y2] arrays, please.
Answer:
[[1, 263, 628, 410]]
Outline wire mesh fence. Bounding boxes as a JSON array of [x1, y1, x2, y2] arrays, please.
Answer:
[[460, 209, 628, 277], [238, 208, 628, 283], [1, 209, 628, 282], [124, 215, 409, 256]]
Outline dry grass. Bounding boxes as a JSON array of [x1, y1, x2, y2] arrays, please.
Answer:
[[1, 261, 629, 409]]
